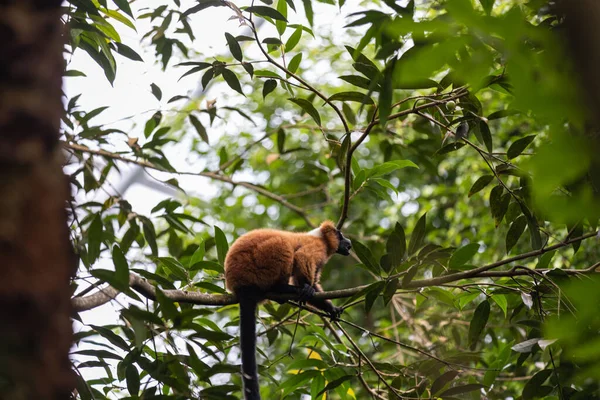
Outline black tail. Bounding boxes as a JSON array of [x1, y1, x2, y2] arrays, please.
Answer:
[[237, 286, 261, 400]]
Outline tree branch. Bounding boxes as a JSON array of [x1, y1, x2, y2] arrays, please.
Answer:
[[72, 234, 598, 312]]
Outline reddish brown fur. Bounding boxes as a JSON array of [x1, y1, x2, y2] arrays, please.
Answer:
[[225, 221, 340, 294]]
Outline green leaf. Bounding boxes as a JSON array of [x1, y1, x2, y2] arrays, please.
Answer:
[[112, 244, 129, 289], [301, 0, 313, 26], [214, 226, 229, 265], [476, 120, 493, 153], [328, 91, 374, 104], [225, 33, 243, 62], [222, 69, 244, 96], [479, 0, 494, 14], [378, 61, 394, 126], [288, 53, 302, 74], [115, 43, 143, 62], [189, 242, 206, 268], [449, 243, 480, 269], [246, 6, 288, 21], [431, 371, 459, 395], [190, 260, 224, 273], [365, 281, 385, 312], [506, 215, 527, 253], [407, 213, 427, 255], [487, 109, 519, 120], [536, 250, 555, 269], [440, 384, 486, 397], [285, 27, 303, 52], [367, 159, 418, 178], [492, 294, 508, 318], [140, 217, 158, 256], [156, 289, 179, 320], [113, 0, 134, 17], [382, 278, 398, 304], [468, 300, 490, 350], [87, 214, 103, 265], [522, 370, 553, 400], [507, 135, 536, 159], [156, 257, 187, 280], [276, 0, 288, 35], [468, 175, 494, 197], [90, 324, 130, 351], [435, 142, 466, 155], [280, 370, 321, 396], [289, 98, 321, 125], [386, 228, 406, 268], [65, 69, 87, 77], [150, 83, 162, 101], [339, 74, 372, 90], [277, 128, 286, 153], [125, 364, 140, 395], [315, 375, 354, 397], [189, 115, 209, 144], [352, 240, 380, 275]]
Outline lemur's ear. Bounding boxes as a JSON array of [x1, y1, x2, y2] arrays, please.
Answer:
[[320, 220, 336, 233]]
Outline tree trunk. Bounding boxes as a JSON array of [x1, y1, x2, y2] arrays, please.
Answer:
[[0, 1, 74, 399]]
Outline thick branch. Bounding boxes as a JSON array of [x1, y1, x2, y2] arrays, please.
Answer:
[[64, 142, 314, 227], [72, 236, 598, 312]]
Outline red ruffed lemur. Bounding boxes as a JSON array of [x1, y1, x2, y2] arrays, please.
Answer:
[[224, 220, 352, 400]]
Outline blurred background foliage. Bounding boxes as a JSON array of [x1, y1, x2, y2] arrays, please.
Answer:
[[65, 0, 600, 399]]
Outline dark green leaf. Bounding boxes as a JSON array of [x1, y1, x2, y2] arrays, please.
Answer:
[[261, 79, 278, 101], [189, 115, 209, 144], [408, 213, 427, 255], [316, 375, 354, 397], [487, 109, 519, 120], [440, 384, 486, 397], [506, 215, 527, 253], [468, 175, 494, 197], [222, 69, 245, 96], [507, 135, 536, 159], [477, 120, 493, 152], [468, 300, 490, 350], [339, 74, 372, 90], [479, 0, 494, 15], [246, 6, 288, 21], [522, 369, 553, 400], [277, 128, 286, 153], [401, 264, 419, 287], [328, 91, 374, 105], [225, 33, 243, 62], [386, 231, 405, 268], [365, 281, 385, 312], [140, 217, 158, 256], [112, 244, 129, 289], [382, 278, 398, 304], [289, 98, 321, 125], [435, 142, 466, 155], [352, 240, 380, 275], [115, 42, 143, 62], [214, 226, 229, 265], [150, 83, 162, 101], [87, 215, 103, 265], [431, 371, 459, 395], [113, 0, 134, 17], [125, 364, 140, 395], [449, 243, 480, 269]]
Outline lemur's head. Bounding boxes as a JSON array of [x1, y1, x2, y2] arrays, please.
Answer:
[[313, 221, 352, 256]]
